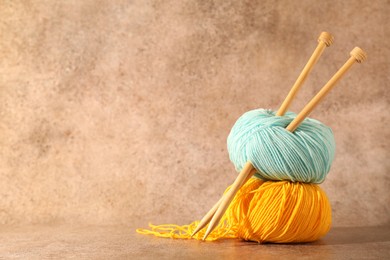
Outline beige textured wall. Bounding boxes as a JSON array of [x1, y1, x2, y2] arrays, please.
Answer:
[[0, 0, 389, 227]]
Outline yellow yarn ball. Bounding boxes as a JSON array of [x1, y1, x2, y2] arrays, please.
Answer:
[[230, 178, 332, 243], [136, 178, 332, 243]]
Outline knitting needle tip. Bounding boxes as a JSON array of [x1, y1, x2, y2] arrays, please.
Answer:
[[201, 162, 255, 240], [190, 226, 202, 238]]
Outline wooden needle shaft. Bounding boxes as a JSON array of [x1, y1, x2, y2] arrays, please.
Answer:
[[202, 162, 254, 240], [276, 32, 333, 116], [286, 47, 366, 132], [191, 169, 256, 237], [191, 197, 223, 238]]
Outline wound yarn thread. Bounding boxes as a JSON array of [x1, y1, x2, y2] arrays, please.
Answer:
[[228, 109, 335, 183]]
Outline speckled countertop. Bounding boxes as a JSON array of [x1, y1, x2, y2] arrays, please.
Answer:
[[1, 225, 389, 259]]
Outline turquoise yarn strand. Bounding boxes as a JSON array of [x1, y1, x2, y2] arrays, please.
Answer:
[[227, 109, 335, 183]]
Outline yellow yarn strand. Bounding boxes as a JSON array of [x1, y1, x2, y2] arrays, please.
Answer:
[[136, 178, 331, 243]]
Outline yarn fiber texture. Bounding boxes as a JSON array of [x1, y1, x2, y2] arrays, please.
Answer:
[[227, 109, 335, 183], [136, 178, 332, 243]]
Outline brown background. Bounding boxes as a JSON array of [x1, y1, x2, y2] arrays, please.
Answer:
[[0, 0, 389, 228]]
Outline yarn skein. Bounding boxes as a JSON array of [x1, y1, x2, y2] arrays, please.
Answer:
[[228, 109, 335, 183], [136, 178, 332, 243]]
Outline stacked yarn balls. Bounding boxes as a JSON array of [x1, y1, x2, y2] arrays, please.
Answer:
[[137, 108, 335, 243]]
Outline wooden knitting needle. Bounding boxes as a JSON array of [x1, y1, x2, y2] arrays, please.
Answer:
[[192, 32, 333, 239], [287, 47, 367, 132], [202, 47, 366, 240], [277, 32, 334, 116]]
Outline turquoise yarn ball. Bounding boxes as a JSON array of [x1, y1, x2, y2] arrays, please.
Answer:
[[227, 109, 335, 183]]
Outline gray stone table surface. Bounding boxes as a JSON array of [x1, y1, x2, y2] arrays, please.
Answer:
[[0, 225, 389, 259]]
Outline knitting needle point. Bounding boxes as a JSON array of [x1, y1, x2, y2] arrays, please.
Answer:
[[202, 162, 254, 240], [191, 168, 257, 238], [191, 196, 223, 238], [286, 47, 366, 132]]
